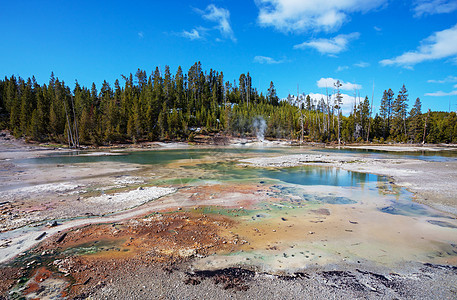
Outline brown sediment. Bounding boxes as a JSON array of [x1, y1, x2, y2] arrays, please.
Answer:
[[6, 266, 71, 299], [36, 212, 239, 257], [0, 266, 24, 295], [7, 212, 241, 298], [23, 267, 53, 294]]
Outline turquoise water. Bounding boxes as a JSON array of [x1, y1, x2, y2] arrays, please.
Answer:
[[20, 148, 377, 187], [180, 161, 378, 188], [12, 147, 435, 195], [261, 166, 377, 187], [20, 146, 457, 166], [18, 148, 283, 166], [14, 147, 456, 221]]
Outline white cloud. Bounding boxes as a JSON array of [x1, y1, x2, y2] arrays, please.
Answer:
[[201, 4, 236, 42], [427, 75, 457, 83], [380, 24, 457, 67], [253, 56, 285, 64], [294, 32, 359, 55], [426, 76, 457, 96], [307, 93, 359, 115], [425, 90, 457, 96], [354, 61, 370, 68], [317, 78, 362, 91], [138, 32, 144, 39], [181, 29, 203, 40], [255, 0, 387, 33], [336, 65, 349, 72], [413, 0, 457, 17]]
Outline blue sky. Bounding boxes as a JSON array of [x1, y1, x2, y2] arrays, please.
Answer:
[[1, 0, 457, 114]]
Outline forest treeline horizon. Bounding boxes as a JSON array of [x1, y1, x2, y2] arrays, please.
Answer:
[[1, 62, 456, 146]]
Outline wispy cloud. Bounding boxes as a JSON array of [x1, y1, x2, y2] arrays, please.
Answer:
[[138, 32, 144, 39], [427, 75, 457, 83], [336, 65, 349, 72], [253, 55, 285, 64], [294, 32, 360, 55], [317, 78, 362, 90], [426, 75, 457, 96], [413, 0, 457, 17], [380, 24, 457, 67], [335, 61, 369, 72], [374, 26, 382, 32], [200, 4, 236, 42], [425, 90, 457, 96], [181, 29, 203, 40], [354, 61, 370, 68], [255, 0, 387, 33]]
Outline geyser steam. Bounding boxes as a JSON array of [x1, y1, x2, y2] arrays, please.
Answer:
[[252, 116, 267, 142]]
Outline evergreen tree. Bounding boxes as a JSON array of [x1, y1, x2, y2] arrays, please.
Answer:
[[163, 65, 173, 108], [305, 95, 312, 111], [408, 97, 422, 142], [48, 102, 59, 139], [391, 84, 408, 141], [135, 68, 147, 91], [0, 63, 455, 146], [19, 78, 33, 136], [34, 84, 46, 139], [379, 88, 394, 139], [158, 102, 168, 139], [175, 66, 185, 111], [267, 81, 278, 105], [355, 96, 370, 140], [8, 76, 21, 137], [371, 114, 384, 141], [239, 73, 247, 103]]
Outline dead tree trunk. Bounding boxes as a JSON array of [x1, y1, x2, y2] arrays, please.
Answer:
[[422, 110, 430, 144], [70, 96, 80, 148], [63, 97, 75, 148], [367, 82, 374, 142]]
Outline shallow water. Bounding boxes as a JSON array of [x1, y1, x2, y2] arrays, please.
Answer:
[[315, 147, 457, 162], [6, 147, 457, 271], [191, 180, 457, 271], [17, 147, 284, 166], [261, 166, 378, 187]]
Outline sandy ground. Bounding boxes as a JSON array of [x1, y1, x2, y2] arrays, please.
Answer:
[[89, 261, 457, 300]]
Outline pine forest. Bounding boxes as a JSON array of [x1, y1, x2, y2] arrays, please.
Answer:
[[1, 62, 456, 146]]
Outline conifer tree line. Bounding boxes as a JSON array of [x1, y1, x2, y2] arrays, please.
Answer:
[[0, 62, 456, 146]]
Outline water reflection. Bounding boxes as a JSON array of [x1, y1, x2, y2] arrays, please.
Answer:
[[261, 166, 377, 187]]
